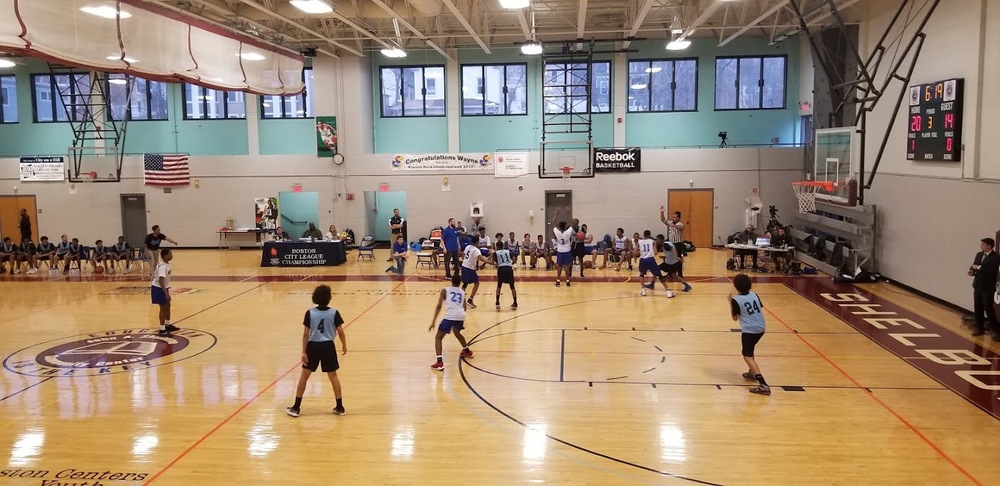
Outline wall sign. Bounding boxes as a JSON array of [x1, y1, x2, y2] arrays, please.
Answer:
[[593, 148, 641, 173], [391, 153, 493, 171], [494, 151, 529, 177], [19, 156, 65, 181]]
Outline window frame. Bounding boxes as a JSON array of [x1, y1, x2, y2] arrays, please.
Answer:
[[459, 62, 529, 117], [31, 73, 91, 123], [542, 60, 612, 115], [714, 55, 787, 111], [379, 64, 447, 118], [260, 68, 314, 119], [181, 83, 247, 120], [625, 58, 699, 114], [106, 74, 169, 122], [0, 74, 16, 124]]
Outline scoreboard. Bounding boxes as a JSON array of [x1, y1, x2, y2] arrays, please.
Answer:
[[907, 78, 963, 161]]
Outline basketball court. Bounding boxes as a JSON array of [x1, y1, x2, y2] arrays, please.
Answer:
[[1, 251, 998, 485]]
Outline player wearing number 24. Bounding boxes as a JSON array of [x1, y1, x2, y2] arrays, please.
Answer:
[[968, 238, 1000, 341]]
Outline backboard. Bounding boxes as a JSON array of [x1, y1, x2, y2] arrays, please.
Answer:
[[813, 127, 858, 205], [539, 140, 594, 179], [67, 146, 121, 183]]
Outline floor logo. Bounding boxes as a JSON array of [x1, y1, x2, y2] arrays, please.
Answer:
[[3, 328, 217, 377]]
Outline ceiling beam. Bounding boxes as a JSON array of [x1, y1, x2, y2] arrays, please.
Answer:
[[772, 0, 865, 41], [232, 0, 364, 56], [621, 0, 656, 49], [577, 0, 588, 39], [719, 0, 789, 47], [369, 0, 454, 60], [440, 0, 491, 53], [516, 9, 532, 41], [678, 0, 727, 41]]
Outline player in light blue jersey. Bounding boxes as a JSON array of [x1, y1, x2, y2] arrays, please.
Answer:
[[429, 274, 474, 370], [287, 285, 348, 417], [492, 241, 518, 310], [730, 274, 770, 395]]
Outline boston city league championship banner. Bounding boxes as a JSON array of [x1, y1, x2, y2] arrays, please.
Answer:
[[316, 116, 338, 158], [391, 153, 494, 171]]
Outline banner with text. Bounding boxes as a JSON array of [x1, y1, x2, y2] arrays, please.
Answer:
[[594, 148, 641, 173], [391, 153, 494, 171], [494, 151, 529, 177], [19, 156, 65, 181]]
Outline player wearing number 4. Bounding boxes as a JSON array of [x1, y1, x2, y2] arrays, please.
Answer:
[[429, 274, 474, 371], [730, 273, 770, 396], [287, 285, 348, 418], [493, 241, 518, 310]]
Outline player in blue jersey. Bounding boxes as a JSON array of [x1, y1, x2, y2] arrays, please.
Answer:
[[429, 274, 474, 370], [287, 285, 348, 417], [492, 241, 518, 310], [730, 273, 770, 396]]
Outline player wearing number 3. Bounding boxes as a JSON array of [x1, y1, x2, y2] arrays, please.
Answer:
[[429, 274, 474, 371], [287, 285, 348, 418], [730, 273, 771, 396]]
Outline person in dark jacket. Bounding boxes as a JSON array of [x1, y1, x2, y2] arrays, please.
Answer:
[[969, 237, 1000, 340]]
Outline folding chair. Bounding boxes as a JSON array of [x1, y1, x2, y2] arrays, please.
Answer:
[[131, 247, 150, 274], [356, 235, 375, 261], [416, 241, 436, 269]]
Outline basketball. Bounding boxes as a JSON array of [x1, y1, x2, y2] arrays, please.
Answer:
[[583, 261, 594, 269], [95, 265, 105, 274], [666, 290, 675, 298], [577, 231, 585, 241]]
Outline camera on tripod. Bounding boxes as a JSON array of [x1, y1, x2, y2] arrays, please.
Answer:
[[768, 205, 778, 217]]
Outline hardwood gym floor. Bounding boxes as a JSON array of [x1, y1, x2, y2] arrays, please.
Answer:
[[0, 248, 997, 485]]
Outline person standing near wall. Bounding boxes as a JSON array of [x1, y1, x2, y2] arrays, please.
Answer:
[[19, 209, 32, 243], [969, 237, 1000, 341], [442, 218, 460, 279]]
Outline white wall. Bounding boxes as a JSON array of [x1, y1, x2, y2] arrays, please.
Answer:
[[861, 0, 1000, 310]]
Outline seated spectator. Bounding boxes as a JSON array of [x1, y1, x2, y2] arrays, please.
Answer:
[[325, 224, 339, 240], [110, 236, 132, 274], [608, 228, 634, 272], [505, 232, 520, 263], [302, 223, 323, 240], [735, 225, 760, 270], [90, 239, 111, 272], [520, 233, 534, 268], [274, 226, 291, 241], [537, 235, 554, 270], [770, 227, 791, 271], [63, 238, 85, 274], [16, 237, 38, 274], [36, 236, 57, 272], [0, 237, 17, 274], [55, 234, 72, 268]]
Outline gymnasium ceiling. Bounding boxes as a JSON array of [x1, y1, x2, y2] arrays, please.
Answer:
[[144, 0, 864, 58]]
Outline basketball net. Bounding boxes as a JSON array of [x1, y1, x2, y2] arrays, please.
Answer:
[[792, 181, 833, 213], [81, 171, 97, 183], [560, 166, 572, 179]]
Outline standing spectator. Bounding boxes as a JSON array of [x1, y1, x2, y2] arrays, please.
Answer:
[[19, 208, 32, 243], [145, 225, 178, 277], [442, 218, 460, 279], [387, 208, 404, 261], [969, 237, 1000, 340]]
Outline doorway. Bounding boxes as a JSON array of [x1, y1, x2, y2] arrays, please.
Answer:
[[363, 191, 407, 243], [666, 189, 714, 248], [0, 195, 38, 243], [120, 194, 147, 248], [544, 191, 573, 237]]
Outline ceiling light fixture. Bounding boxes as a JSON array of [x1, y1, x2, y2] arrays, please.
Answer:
[[0, 59, 15, 68], [106, 55, 138, 63], [645, 66, 662, 73], [108, 78, 128, 85], [80, 5, 132, 19], [630, 83, 648, 90], [240, 52, 267, 61], [666, 39, 691, 50], [499, 0, 530, 8], [670, 18, 683, 34], [289, 0, 334, 14], [380, 48, 407, 58], [521, 41, 543, 55]]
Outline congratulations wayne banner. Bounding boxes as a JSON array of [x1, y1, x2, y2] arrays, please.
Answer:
[[391, 153, 494, 171]]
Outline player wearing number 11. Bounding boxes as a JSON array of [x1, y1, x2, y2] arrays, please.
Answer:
[[286, 285, 348, 418], [730, 274, 770, 396]]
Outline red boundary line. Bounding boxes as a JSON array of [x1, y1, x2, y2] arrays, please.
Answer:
[[763, 305, 982, 485], [143, 278, 409, 484]]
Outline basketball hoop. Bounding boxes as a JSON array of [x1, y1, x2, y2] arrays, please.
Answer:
[[792, 181, 835, 213], [81, 171, 97, 183], [560, 166, 572, 179]]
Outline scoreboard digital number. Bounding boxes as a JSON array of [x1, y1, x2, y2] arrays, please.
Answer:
[[907, 78, 963, 161]]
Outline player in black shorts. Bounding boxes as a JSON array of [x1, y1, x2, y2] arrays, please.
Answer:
[[492, 241, 518, 310], [90, 239, 111, 272], [287, 285, 348, 418], [0, 237, 16, 274], [62, 238, 84, 274], [16, 237, 37, 274]]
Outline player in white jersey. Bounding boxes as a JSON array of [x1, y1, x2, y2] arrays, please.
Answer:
[[287, 285, 349, 417], [492, 241, 518, 310], [550, 209, 576, 287], [150, 248, 179, 336], [429, 274, 474, 370], [461, 235, 495, 308], [637, 230, 670, 296], [608, 228, 634, 272]]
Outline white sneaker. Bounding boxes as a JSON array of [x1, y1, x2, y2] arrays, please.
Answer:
[[640, 288, 647, 296], [13, 268, 20, 274], [27, 268, 37, 274], [125, 265, 131, 274]]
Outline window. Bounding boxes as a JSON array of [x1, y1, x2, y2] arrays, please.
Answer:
[[715, 56, 786, 110], [543, 61, 611, 114], [380, 65, 445, 117], [261, 68, 314, 119], [0, 75, 16, 123], [183, 84, 246, 119], [107, 74, 168, 121], [461, 63, 527, 116], [32, 73, 91, 122], [626, 59, 697, 113]]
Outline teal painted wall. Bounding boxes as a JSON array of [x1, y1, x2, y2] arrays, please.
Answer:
[[259, 118, 315, 155]]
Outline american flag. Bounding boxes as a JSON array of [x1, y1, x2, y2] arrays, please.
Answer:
[[144, 154, 190, 186]]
